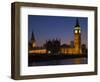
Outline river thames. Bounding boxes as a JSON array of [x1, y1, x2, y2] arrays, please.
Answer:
[[28, 57, 87, 66]]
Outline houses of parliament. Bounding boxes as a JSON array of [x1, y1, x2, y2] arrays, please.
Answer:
[[28, 19, 85, 55]]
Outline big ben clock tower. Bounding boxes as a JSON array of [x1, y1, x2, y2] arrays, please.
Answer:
[[74, 18, 81, 54]]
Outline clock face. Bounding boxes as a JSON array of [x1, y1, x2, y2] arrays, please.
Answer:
[[75, 30, 78, 33], [79, 30, 81, 33]]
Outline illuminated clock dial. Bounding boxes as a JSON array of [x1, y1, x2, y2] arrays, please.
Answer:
[[75, 30, 78, 33], [79, 30, 81, 33]]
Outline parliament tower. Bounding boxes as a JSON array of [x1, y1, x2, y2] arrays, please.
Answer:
[[31, 31, 36, 48], [74, 18, 81, 54]]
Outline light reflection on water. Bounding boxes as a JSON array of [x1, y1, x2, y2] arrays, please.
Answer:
[[28, 58, 87, 66]]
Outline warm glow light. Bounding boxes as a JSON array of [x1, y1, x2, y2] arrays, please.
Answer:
[[48, 51, 51, 54], [32, 43, 36, 48], [75, 30, 78, 33], [79, 30, 81, 33], [29, 49, 46, 54]]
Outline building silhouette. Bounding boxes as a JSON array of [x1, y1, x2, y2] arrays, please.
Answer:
[[28, 18, 83, 55]]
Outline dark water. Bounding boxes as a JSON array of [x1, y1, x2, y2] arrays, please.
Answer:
[[28, 57, 87, 66]]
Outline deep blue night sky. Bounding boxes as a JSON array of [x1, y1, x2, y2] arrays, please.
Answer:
[[28, 15, 87, 47]]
